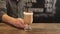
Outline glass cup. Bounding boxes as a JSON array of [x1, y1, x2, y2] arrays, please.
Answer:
[[24, 11, 33, 31]]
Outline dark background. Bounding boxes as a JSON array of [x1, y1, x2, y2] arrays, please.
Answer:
[[32, 0, 60, 23]]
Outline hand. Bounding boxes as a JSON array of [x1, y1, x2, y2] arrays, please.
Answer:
[[16, 18, 25, 28], [9, 18, 25, 29], [2, 14, 25, 29]]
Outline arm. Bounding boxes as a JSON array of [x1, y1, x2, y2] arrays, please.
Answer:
[[2, 14, 16, 23], [1, 12, 24, 28], [0, 0, 24, 28], [0, 0, 16, 23]]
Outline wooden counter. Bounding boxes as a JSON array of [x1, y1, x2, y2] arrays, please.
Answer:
[[0, 23, 60, 34]]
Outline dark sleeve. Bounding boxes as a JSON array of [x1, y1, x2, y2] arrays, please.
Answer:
[[0, 11, 6, 21], [0, 0, 7, 21]]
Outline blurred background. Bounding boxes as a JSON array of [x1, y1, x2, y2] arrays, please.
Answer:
[[1, 0, 60, 23], [24, 0, 60, 23]]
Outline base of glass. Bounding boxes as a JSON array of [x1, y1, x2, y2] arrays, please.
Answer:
[[24, 24, 32, 31]]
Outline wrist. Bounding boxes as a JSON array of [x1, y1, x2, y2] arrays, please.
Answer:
[[8, 17, 16, 23]]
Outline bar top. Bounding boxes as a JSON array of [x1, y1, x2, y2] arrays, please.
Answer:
[[0, 23, 60, 34]]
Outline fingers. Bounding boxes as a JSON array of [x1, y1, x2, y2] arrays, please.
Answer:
[[17, 18, 24, 25], [16, 18, 25, 28], [19, 23, 25, 28], [16, 20, 24, 28]]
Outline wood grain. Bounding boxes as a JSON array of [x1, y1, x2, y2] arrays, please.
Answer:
[[0, 23, 60, 34]]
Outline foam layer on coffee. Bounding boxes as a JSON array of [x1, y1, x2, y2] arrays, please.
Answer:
[[24, 12, 33, 15]]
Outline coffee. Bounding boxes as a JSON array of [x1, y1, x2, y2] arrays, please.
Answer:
[[24, 12, 33, 24]]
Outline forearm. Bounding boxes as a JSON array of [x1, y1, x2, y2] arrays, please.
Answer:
[[2, 14, 16, 23]]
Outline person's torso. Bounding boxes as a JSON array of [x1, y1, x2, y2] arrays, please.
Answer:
[[7, 0, 18, 18], [7, 0, 24, 18]]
